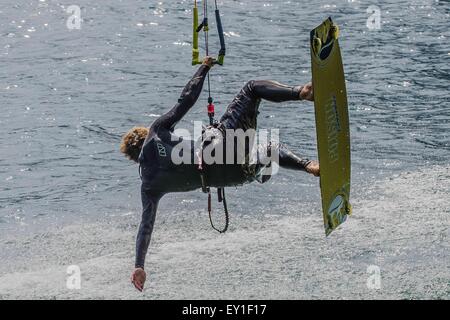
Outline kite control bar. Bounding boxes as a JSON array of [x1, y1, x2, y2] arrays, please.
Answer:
[[192, 0, 226, 66]]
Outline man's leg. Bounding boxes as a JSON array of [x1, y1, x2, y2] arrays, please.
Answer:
[[220, 80, 313, 131], [277, 143, 311, 171], [277, 144, 319, 176], [219, 80, 319, 179], [249, 80, 313, 103], [260, 143, 319, 176]]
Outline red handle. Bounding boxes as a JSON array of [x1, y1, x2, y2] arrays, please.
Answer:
[[207, 103, 215, 114]]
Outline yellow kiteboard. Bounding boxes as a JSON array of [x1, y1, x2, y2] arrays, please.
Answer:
[[310, 17, 352, 236]]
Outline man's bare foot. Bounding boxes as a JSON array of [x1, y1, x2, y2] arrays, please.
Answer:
[[305, 160, 320, 177], [131, 267, 146, 292], [299, 82, 314, 101]]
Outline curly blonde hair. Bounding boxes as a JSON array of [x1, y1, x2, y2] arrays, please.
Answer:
[[120, 127, 149, 163]]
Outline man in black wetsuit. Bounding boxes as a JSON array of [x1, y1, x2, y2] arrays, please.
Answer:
[[120, 57, 319, 291]]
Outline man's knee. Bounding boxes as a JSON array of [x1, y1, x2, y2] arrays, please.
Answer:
[[244, 80, 257, 92]]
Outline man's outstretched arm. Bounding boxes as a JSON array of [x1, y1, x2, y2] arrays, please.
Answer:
[[131, 187, 163, 291], [151, 57, 215, 132]]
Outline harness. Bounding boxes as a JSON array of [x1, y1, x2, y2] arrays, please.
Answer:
[[192, 0, 229, 233], [197, 123, 229, 234]]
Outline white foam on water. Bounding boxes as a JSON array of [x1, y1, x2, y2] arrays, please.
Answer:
[[0, 165, 448, 299]]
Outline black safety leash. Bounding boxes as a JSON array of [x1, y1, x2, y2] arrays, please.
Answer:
[[208, 187, 229, 233]]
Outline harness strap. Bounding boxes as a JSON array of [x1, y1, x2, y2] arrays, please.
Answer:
[[198, 124, 229, 233], [199, 167, 229, 233]]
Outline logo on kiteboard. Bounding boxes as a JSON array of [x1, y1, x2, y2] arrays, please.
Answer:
[[327, 194, 348, 229]]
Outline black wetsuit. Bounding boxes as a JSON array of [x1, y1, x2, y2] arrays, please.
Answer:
[[135, 65, 311, 268]]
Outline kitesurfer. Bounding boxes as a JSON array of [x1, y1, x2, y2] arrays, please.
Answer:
[[120, 56, 319, 291]]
